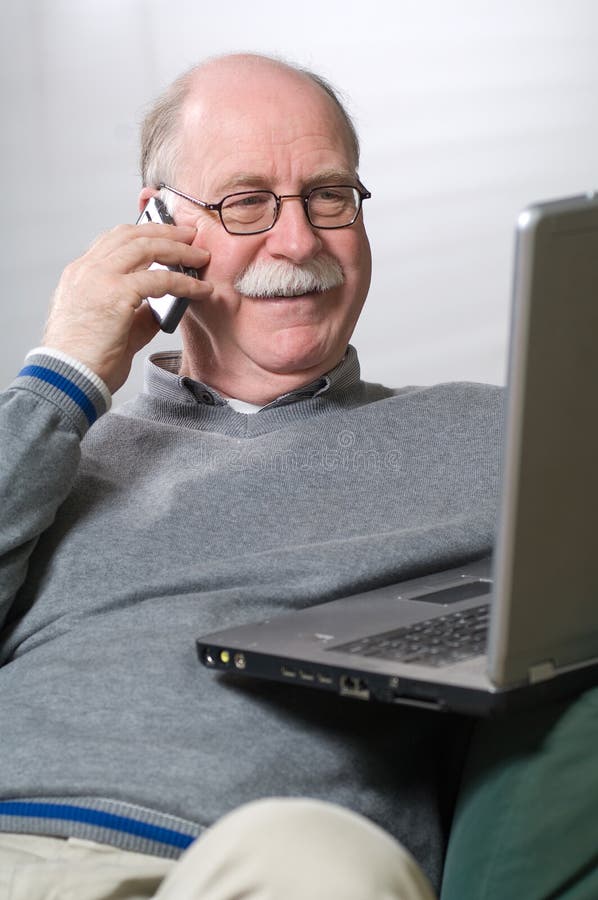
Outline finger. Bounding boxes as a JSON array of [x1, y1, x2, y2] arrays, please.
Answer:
[[86, 222, 198, 261], [128, 268, 213, 303], [93, 235, 210, 276], [127, 298, 162, 355], [114, 237, 211, 274]]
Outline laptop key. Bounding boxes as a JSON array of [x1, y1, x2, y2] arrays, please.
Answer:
[[332, 603, 491, 667]]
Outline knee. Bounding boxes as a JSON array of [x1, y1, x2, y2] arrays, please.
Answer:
[[167, 798, 436, 899]]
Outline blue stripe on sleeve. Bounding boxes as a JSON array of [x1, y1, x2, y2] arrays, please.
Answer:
[[18, 365, 98, 426], [0, 801, 195, 850]]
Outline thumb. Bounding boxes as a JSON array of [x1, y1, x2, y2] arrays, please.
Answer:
[[128, 300, 162, 356]]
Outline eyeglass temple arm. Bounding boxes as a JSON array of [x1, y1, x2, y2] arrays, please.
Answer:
[[158, 183, 219, 211]]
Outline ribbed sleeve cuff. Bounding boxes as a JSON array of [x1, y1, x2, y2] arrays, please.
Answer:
[[0, 798, 201, 859], [15, 348, 112, 436]]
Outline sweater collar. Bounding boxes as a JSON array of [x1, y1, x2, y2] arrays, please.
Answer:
[[143, 346, 361, 411]]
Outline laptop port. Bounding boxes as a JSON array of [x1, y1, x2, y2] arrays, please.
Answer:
[[203, 648, 217, 667], [339, 675, 370, 701], [281, 666, 297, 678], [299, 670, 315, 682], [316, 673, 333, 686]]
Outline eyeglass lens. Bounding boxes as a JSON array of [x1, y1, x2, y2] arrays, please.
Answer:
[[220, 187, 362, 234]]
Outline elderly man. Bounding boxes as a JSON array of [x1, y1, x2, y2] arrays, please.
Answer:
[[0, 54, 502, 898]]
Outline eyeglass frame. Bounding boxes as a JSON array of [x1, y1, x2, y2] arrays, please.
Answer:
[[157, 181, 371, 235]]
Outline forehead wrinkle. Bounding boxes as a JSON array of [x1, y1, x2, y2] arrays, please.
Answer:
[[202, 124, 357, 193], [214, 167, 358, 197]]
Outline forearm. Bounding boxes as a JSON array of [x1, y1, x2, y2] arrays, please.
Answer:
[[0, 350, 110, 628], [0, 219, 210, 627]]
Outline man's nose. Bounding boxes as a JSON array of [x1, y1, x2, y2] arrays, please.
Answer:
[[264, 196, 323, 264]]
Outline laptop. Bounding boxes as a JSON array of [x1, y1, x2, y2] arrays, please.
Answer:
[[196, 193, 598, 715]]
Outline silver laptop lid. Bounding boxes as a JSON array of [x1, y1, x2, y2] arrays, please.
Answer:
[[488, 194, 598, 686]]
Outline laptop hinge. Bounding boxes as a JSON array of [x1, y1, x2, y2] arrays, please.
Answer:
[[528, 660, 556, 684]]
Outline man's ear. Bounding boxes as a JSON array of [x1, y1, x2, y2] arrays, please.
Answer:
[[138, 186, 159, 214]]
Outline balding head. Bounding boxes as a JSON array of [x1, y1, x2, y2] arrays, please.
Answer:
[[140, 54, 360, 188]]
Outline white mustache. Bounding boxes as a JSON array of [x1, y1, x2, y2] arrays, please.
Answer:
[[234, 256, 344, 298]]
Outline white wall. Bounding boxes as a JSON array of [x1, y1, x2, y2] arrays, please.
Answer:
[[2, 0, 598, 403]]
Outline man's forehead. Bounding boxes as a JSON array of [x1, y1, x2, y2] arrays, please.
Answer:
[[181, 88, 343, 140], [178, 131, 356, 199], [177, 61, 357, 172]]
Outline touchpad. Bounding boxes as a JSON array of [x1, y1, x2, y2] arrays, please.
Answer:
[[409, 579, 492, 605]]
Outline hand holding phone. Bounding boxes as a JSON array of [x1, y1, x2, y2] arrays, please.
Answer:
[[137, 197, 200, 332]]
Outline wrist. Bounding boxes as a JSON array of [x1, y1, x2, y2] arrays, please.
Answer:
[[26, 347, 112, 407], [16, 348, 112, 437]]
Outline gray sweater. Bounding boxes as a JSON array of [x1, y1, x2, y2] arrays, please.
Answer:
[[0, 346, 503, 890]]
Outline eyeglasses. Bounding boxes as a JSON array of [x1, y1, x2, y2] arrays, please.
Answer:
[[158, 181, 371, 235]]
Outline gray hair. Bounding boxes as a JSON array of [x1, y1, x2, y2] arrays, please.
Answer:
[[140, 54, 361, 189]]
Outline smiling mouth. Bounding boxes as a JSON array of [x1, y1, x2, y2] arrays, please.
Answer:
[[245, 286, 330, 300]]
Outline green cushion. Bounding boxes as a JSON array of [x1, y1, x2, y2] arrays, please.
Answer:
[[441, 685, 598, 900]]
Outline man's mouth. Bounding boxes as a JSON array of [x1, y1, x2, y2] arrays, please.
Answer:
[[248, 286, 328, 300]]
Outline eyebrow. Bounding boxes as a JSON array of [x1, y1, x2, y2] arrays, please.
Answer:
[[214, 169, 359, 196]]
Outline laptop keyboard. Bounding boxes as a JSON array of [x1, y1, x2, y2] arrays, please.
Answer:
[[332, 603, 490, 667]]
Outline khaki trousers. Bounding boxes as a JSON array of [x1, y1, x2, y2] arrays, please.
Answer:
[[0, 798, 436, 899]]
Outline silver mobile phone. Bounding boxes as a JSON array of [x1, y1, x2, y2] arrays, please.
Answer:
[[136, 196, 199, 333]]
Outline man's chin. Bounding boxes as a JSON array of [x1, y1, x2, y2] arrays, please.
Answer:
[[245, 332, 342, 378]]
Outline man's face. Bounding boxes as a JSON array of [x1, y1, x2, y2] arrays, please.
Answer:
[[151, 63, 372, 393]]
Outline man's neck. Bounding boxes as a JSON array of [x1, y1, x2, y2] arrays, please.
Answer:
[[178, 335, 343, 406], [178, 359, 328, 405]]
